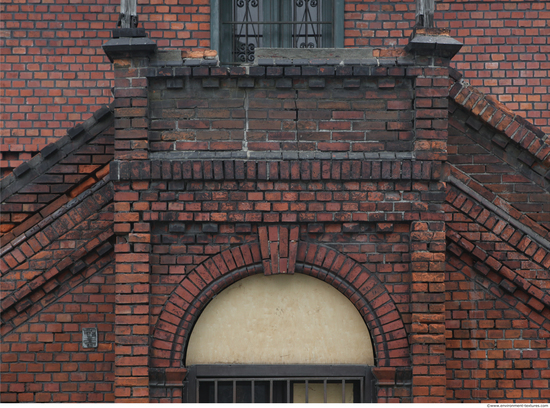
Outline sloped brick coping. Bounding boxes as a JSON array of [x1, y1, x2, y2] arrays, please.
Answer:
[[151, 240, 409, 370], [449, 68, 550, 169], [445, 184, 550, 319]]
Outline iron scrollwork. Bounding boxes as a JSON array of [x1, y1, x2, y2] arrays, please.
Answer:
[[229, 0, 325, 64]]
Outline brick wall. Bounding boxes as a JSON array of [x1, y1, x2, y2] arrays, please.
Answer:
[[149, 74, 414, 154], [98, 36, 452, 400], [0, 263, 115, 403], [0, 203, 115, 402], [2, 7, 550, 402], [1, 0, 549, 174], [446, 252, 550, 402], [445, 185, 550, 402]]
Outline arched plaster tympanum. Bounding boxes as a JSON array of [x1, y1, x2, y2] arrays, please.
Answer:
[[151, 240, 409, 370], [186, 273, 376, 366]]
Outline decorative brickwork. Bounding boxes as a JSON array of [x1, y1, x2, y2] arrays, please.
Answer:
[[445, 185, 550, 402], [1, 1, 549, 174], [1, 6, 550, 403], [150, 242, 410, 368]]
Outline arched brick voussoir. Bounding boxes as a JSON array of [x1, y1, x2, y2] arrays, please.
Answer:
[[295, 242, 409, 367], [151, 241, 409, 369]]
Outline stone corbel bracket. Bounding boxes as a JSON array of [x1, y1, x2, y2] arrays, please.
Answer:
[[405, 28, 463, 59], [103, 36, 157, 63]]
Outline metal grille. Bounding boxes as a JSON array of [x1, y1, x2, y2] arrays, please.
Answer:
[[223, 0, 331, 64], [197, 377, 363, 403]]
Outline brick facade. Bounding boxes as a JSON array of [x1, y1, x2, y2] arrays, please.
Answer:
[[1, 0, 549, 175], [1, 0, 550, 404]]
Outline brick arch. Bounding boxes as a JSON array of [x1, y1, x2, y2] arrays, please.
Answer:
[[151, 241, 409, 369]]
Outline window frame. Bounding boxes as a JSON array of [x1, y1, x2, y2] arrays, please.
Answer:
[[210, 0, 345, 65], [186, 364, 375, 403]]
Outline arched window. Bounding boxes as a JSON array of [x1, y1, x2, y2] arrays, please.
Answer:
[[211, 0, 345, 65], [185, 273, 376, 403]]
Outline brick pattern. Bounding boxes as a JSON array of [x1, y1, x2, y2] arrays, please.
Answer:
[[345, 0, 550, 133], [0, 262, 115, 403], [113, 58, 150, 161], [112, 158, 442, 184], [446, 253, 550, 402], [115, 51, 449, 402], [110, 56, 154, 402], [1, 0, 549, 171], [445, 186, 550, 308], [445, 183, 550, 402], [3, 10, 549, 402], [449, 165, 550, 240], [125, 148, 443, 402], [0, 125, 114, 240], [449, 72, 550, 167], [0, 189, 114, 334], [0, 202, 115, 403], [112, 182, 151, 403], [149, 72, 414, 154], [150, 241, 410, 370], [258, 225, 299, 275], [448, 98, 550, 232]]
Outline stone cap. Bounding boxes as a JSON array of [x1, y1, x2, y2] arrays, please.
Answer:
[[405, 28, 462, 59], [103, 37, 157, 63]]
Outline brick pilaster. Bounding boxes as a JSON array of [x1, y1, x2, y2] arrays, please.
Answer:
[[112, 57, 150, 161], [409, 63, 448, 400], [113, 183, 151, 402], [104, 38, 156, 403], [407, 33, 461, 402]]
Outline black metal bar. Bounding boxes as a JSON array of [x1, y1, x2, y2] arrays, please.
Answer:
[[223, 21, 331, 24], [287, 380, 290, 403], [193, 364, 370, 377]]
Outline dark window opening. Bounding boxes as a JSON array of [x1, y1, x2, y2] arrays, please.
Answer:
[[187, 365, 375, 403], [212, 0, 344, 65]]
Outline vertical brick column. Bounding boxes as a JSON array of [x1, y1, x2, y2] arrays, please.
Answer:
[[104, 39, 156, 402], [112, 57, 150, 161], [407, 33, 461, 403]]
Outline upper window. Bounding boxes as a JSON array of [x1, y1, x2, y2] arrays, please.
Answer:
[[212, 0, 344, 65]]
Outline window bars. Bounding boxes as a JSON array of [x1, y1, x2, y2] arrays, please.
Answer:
[[186, 365, 375, 404], [221, 0, 333, 64], [197, 377, 363, 403]]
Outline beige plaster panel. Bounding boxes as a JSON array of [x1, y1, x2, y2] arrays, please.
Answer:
[[293, 382, 355, 403], [186, 273, 375, 366]]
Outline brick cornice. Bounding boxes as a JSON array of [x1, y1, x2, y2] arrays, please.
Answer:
[[110, 159, 444, 182]]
